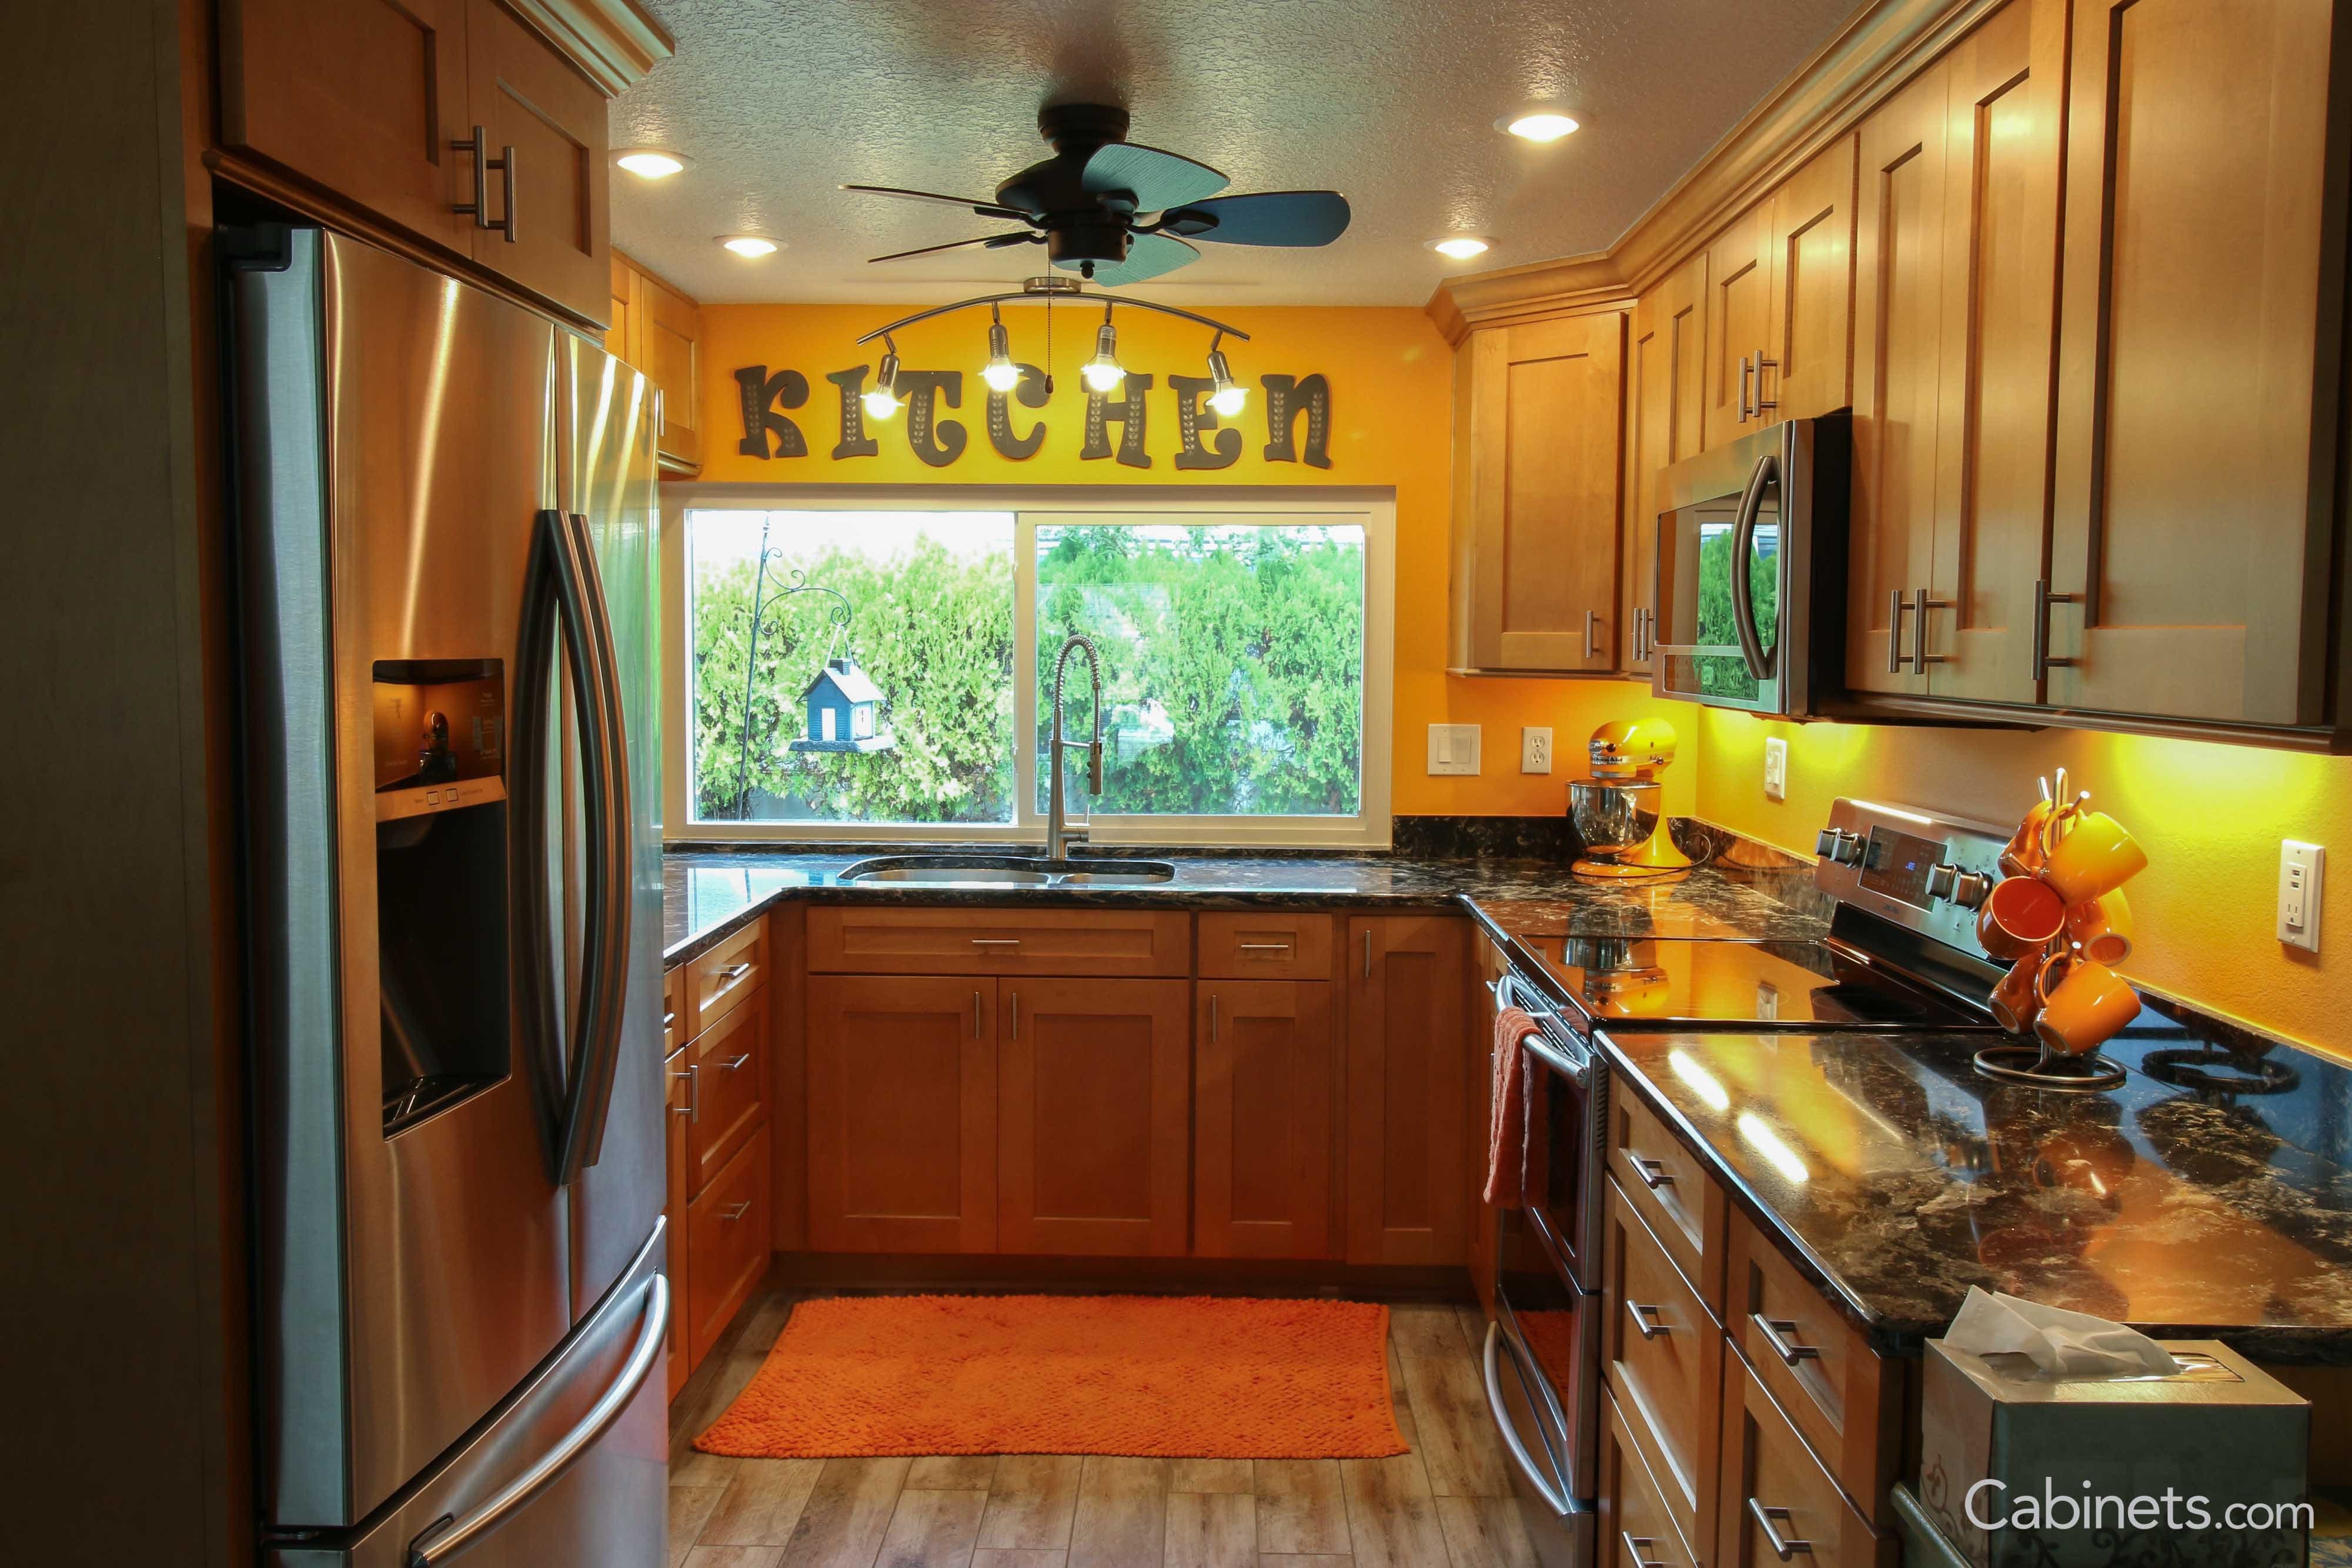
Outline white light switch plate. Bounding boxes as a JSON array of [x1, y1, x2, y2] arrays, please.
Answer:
[[2280, 840, 2325, 952], [1763, 737, 1788, 801], [1426, 723, 1481, 776], [1521, 727, 1552, 774]]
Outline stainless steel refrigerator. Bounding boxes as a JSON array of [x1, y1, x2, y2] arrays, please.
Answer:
[[226, 225, 669, 1567]]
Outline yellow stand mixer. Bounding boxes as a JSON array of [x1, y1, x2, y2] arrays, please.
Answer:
[[1568, 718, 1695, 881]]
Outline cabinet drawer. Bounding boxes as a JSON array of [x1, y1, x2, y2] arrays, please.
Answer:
[[806, 907, 1190, 977], [1602, 1388, 1699, 1568], [690, 918, 766, 1029], [1718, 1350, 1894, 1568], [1197, 912, 1335, 980], [662, 964, 689, 1056], [686, 1122, 771, 1366], [1609, 1085, 1727, 1313], [1603, 1178, 1722, 1559], [688, 984, 768, 1199], [1726, 1208, 1901, 1526]]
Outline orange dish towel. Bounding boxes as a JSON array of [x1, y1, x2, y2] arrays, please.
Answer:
[[1485, 1007, 1540, 1206], [694, 1294, 1408, 1460]]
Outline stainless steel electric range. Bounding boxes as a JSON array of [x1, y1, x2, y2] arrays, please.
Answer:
[[1478, 798, 2016, 1566]]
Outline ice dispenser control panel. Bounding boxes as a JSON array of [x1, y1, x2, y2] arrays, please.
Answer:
[[372, 659, 507, 822]]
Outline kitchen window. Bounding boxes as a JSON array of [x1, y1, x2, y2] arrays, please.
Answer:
[[661, 488, 1395, 847]]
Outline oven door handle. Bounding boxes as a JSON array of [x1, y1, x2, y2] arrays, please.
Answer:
[[1481, 1319, 1575, 1519], [1489, 975, 1562, 1028]]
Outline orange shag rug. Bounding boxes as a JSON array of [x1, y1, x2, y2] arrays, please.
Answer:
[[694, 1294, 1408, 1460]]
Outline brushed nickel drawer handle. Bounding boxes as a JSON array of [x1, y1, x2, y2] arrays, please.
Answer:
[[1622, 1533, 1669, 1568], [1631, 1155, 1675, 1191], [1626, 1300, 1671, 1340], [1584, 608, 1599, 658], [719, 1201, 750, 1222], [718, 962, 752, 981], [719, 1053, 751, 1072], [1738, 353, 1755, 422], [1753, 353, 1780, 416], [684, 1064, 700, 1122], [1209, 994, 1218, 1042], [662, 1009, 677, 1030], [974, 990, 983, 1038], [1752, 1313, 1822, 1366], [1237, 942, 1293, 952], [1010, 991, 1019, 1039], [1749, 1500, 1813, 1560], [669, 1068, 694, 1118], [970, 937, 1022, 947]]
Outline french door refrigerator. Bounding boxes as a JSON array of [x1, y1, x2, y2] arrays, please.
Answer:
[[226, 225, 669, 1567]]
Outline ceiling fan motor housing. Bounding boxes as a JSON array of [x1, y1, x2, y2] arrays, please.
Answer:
[[1045, 222, 1130, 268]]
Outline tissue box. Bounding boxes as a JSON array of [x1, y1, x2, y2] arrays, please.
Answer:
[[1918, 1338, 2308, 1568]]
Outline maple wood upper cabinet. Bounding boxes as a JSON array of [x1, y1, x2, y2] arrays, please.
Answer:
[[1345, 916, 1470, 1266], [1450, 310, 1629, 674], [2042, 0, 2340, 727], [607, 250, 706, 473], [1624, 255, 1708, 676], [1194, 980, 1335, 1260], [218, 0, 621, 327], [1846, 0, 2061, 704], [1700, 136, 1856, 454]]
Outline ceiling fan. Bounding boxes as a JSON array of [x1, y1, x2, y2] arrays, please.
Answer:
[[843, 103, 1352, 286]]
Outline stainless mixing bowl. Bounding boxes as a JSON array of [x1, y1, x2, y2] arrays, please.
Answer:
[[1569, 777, 1663, 861]]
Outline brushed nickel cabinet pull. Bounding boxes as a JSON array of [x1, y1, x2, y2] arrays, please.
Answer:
[[1753, 353, 1780, 416], [1210, 994, 1219, 1042], [974, 991, 983, 1038], [1010, 991, 1019, 1039], [1632, 1155, 1675, 1190], [719, 962, 751, 981], [1584, 609, 1599, 659], [1362, 929, 1372, 981], [1237, 941, 1292, 953], [1912, 587, 1952, 670], [496, 143, 517, 243], [2032, 577, 2082, 680], [1621, 1533, 1669, 1568], [720, 1053, 751, 1072], [1887, 589, 1913, 673], [450, 127, 516, 242], [1749, 1500, 1814, 1560], [1626, 1300, 1671, 1340], [970, 937, 1022, 948], [1752, 1313, 1822, 1366], [720, 1201, 750, 1222], [669, 1067, 694, 1118], [686, 1064, 700, 1122], [1738, 354, 1755, 422]]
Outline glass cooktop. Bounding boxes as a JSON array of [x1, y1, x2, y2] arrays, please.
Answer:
[[1505, 932, 1998, 1035]]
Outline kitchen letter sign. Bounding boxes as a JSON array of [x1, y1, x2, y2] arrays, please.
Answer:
[[734, 363, 1332, 469]]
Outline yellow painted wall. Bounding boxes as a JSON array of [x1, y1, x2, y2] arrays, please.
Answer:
[[1697, 711, 2352, 1056], [689, 302, 1696, 818]]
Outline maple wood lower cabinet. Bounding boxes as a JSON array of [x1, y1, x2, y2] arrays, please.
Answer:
[[998, 978, 1192, 1256], [1344, 915, 1470, 1265], [1194, 979, 1336, 1259], [806, 975, 999, 1253]]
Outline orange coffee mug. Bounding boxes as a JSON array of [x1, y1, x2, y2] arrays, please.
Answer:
[[2033, 950, 2142, 1057], [1989, 951, 2046, 1035], [2042, 810, 2148, 905], [1977, 876, 2067, 961], [2000, 799, 2056, 878], [2065, 887, 2134, 966]]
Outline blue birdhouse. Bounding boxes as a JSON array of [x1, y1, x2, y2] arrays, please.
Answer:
[[789, 654, 894, 754]]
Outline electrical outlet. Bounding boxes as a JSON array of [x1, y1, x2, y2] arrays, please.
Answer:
[[1426, 723, 1481, 776], [1521, 727, 1552, 774], [2280, 840, 2326, 952], [1763, 737, 1789, 801]]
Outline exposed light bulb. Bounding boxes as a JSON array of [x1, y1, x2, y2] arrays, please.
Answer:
[[863, 349, 902, 419], [719, 234, 779, 258], [1081, 313, 1125, 392], [1503, 112, 1580, 142], [980, 311, 1021, 392], [1207, 346, 1247, 417]]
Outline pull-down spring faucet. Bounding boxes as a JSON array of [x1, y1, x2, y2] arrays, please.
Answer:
[[1046, 633, 1104, 862]]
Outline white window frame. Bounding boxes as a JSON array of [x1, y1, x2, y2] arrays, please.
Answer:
[[661, 483, 1395, 848]]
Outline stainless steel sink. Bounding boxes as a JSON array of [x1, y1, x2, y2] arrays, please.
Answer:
[[836, 854, 1176, 888]]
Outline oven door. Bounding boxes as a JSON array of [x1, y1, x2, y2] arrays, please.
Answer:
[[1501, 972, 1604, 1292], [1488, 1204, 1601, 1556]]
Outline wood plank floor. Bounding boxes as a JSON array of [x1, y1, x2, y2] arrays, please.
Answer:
[[667, 1295, 1532, 1568]]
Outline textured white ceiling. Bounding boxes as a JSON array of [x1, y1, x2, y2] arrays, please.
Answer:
[[611, 0, 1860, 306]]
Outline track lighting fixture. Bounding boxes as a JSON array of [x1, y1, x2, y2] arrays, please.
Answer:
[[1081, 306, 1126, 393], [1207, 340, 1247, 419], [980, 305, 1022, 393], [863, 341, 903, 419]]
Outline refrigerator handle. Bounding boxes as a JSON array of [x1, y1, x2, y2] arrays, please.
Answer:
[[404, 1272, 669, 1567], [1728, 449, 1779, 682], [554, 511, 633, 1178]]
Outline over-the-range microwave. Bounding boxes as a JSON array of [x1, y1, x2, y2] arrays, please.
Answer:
[[1649, 411, 1851, 718]]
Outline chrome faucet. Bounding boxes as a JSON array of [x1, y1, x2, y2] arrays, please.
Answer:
[[1046, 633, 1104, 862]]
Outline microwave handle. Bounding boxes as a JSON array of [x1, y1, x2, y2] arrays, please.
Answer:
[[1728, 450, 1779, 681]]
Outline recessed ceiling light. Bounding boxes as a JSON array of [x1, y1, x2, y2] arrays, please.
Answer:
[[614, 148, 690, 178], [1499, 111, 1581, 143], [1428, 236, 1492, 260], [719, 235, 780, 258]]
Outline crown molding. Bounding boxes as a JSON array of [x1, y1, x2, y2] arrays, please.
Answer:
[[505, 0, 675, 95], [1426, 0, 1999, 342]]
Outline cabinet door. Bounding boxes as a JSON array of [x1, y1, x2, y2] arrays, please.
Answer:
[[2046, 0, 2336, 724], [1345, 916, 1470, 1265], [1624, 254, 1708, 677], [663, 1045, 692, 1398], [638, 265, 705, 471], [1456, 314, 1628, 671], [1765, 135, 1856, 424], [1926, 0, 2062, 704], [998, 979, 1192, 1256], [463, 0, 609, 325], [686, 1124, 771, 1366], [1700, 205, 1775, 451], [218, 0, 474, 249], [1195, 980, 1335, 1259], [1845, 61, 1952, 696], [806, 976, 997, 1253], [604, 253, 634, 362]]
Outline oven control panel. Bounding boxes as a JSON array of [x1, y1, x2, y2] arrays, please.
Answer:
[[1812, 797, 2010, 959]]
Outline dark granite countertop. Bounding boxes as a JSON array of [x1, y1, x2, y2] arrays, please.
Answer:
[[662, 846, 1826, 967], [1597, 999, 2352, 1362]]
